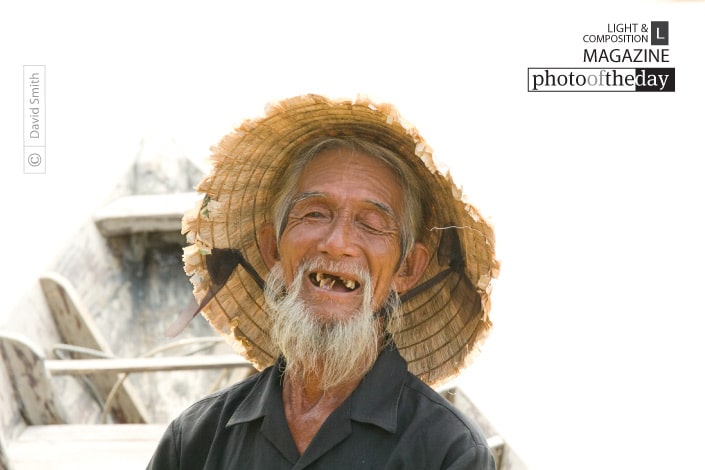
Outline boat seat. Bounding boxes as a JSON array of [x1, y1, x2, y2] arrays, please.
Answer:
[[0, 330, 255, 469], [39, 272, 151, 424], [92, 192, 201, 237], [38, 272, 255, 425]]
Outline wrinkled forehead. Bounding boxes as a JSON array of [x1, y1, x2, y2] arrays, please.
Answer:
[[302, 148, 404, 202]]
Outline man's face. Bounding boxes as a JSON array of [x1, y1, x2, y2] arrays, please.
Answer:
[[277, 149, 405, 323]]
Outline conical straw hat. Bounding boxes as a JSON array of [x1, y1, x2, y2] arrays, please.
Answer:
[[181, 94, 499, 385]]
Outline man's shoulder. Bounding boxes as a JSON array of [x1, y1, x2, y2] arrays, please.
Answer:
[[147, 367, 275, 468], [173, 367, 266, 426], [400, 372, 488, 446]]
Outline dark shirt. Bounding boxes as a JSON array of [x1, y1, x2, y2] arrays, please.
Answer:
[[147, 346, 495, 469]]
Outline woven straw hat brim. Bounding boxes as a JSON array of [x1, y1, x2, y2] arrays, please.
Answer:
[[181, 94, 499, 386]]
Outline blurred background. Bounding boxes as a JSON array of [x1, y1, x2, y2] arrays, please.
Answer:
[[2, 1, 704, 468]]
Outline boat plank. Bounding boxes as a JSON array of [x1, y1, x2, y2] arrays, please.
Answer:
[[14, 423, 166, 442], [8, 424, 165, 469], [92, 192, 200, 237], [46, 354, 254, 375]]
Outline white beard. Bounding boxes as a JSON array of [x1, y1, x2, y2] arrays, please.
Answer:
[[264, 260, 398, 391]]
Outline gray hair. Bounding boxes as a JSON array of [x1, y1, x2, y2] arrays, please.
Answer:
[[270, 137, 425, 264]]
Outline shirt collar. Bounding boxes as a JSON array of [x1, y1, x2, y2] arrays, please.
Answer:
[[225, 345, 409, 434], [349, 345, 408, 433], [226, 360, 284, 426]]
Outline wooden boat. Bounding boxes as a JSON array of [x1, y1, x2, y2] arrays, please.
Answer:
[[0, 138, 526, 469]]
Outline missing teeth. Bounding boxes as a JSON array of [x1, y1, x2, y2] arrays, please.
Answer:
[[313, 272, 358, 291]]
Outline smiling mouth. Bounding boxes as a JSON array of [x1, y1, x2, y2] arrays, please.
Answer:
[[310, 272, 360, 292]]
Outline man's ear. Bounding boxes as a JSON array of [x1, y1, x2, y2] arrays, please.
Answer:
[[257, 223, 280, 270], [393, 242, 430, 294]]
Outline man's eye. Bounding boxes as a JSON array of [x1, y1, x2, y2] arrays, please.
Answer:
[[358, 219, 389, 235], [362, 224, 385, 234], [357, 213, 394, 235], [304, 211, 326, 219]]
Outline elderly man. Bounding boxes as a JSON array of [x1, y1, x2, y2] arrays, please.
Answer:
[[148, 95, 499, 469]]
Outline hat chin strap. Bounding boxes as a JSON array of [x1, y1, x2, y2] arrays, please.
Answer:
[[166, 248, 266, 337], [399, 225, 468, 303], [398, 267, 456, 303], [207, 248, 266, 290]]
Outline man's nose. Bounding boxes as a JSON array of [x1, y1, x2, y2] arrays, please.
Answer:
[[316, 216, 358, 258]]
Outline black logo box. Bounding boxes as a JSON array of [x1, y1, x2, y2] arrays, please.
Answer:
[[636, 67, 675, 92], [651, 21, 669, 46]]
